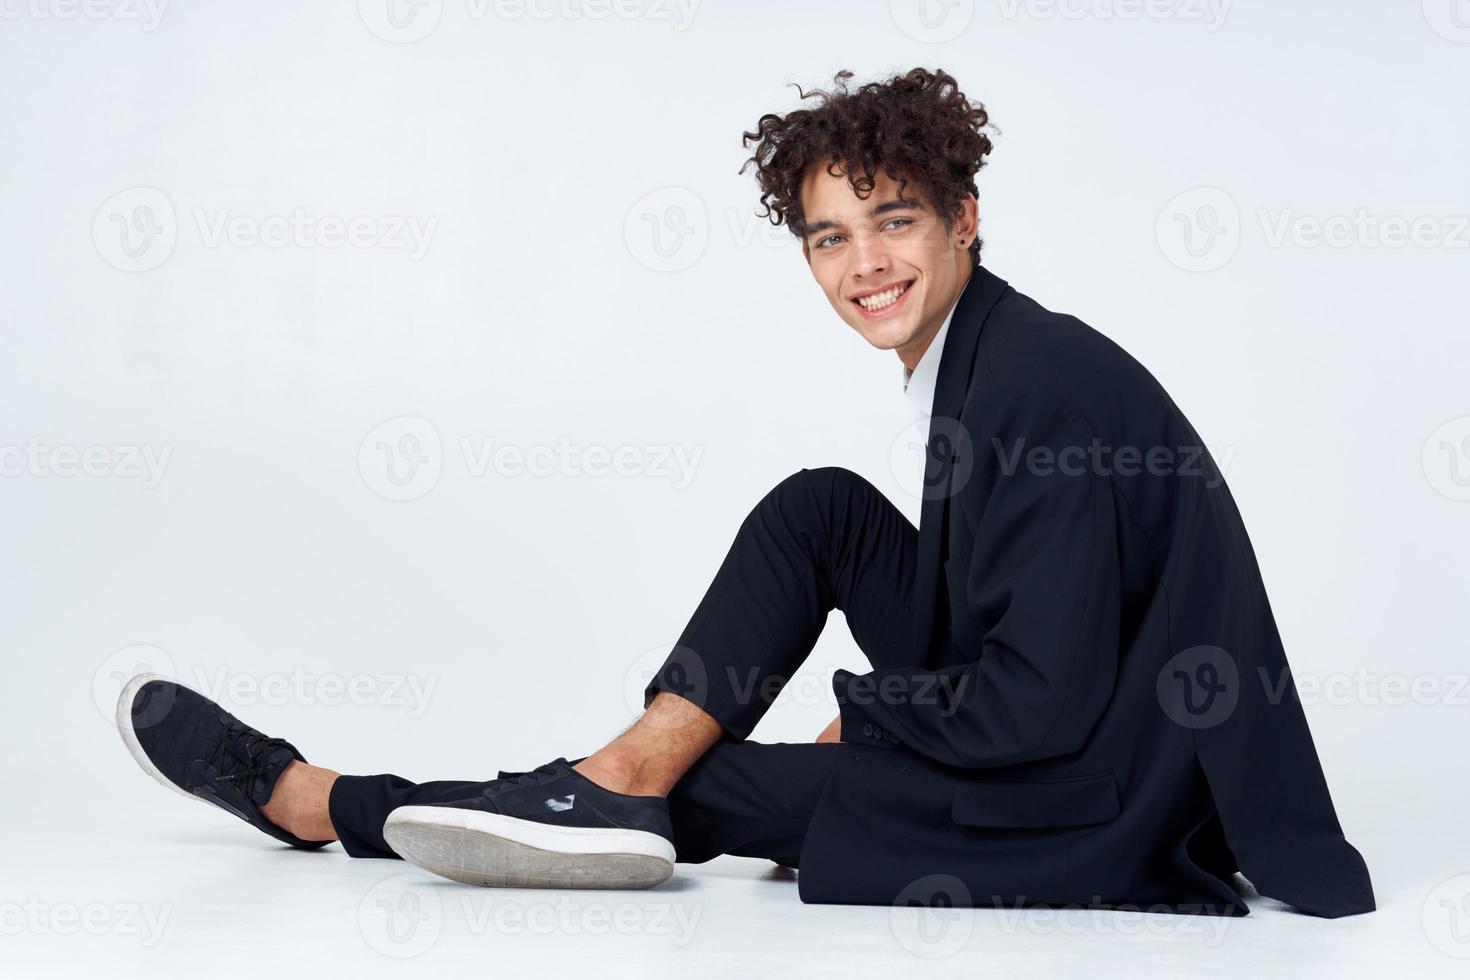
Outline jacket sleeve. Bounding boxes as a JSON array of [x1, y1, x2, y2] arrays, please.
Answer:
[[833, 373, 1122, 769]]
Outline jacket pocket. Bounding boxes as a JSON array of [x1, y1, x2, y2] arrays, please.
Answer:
[[950, 770, 1120, 829]]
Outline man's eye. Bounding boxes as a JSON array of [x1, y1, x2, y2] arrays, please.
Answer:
[[815, 235, 842, 249], [884, 218, 913, 231]]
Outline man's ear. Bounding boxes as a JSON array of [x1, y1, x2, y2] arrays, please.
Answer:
[[957, 195, 979, 247]]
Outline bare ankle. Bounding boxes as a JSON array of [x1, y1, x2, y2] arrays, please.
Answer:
[[573, 747, 651, 796], [261, 761, 341, 841], [574, 693, 724, 797]]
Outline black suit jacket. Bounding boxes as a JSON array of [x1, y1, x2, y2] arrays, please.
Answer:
[[796, 265, 1374, 917]]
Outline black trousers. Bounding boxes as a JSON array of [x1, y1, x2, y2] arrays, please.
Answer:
[[328, 468, 920, 867]]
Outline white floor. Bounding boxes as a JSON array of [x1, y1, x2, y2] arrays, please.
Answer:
[[5, 807, 1465, 980]]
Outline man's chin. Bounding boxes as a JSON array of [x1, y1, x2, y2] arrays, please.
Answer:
[[850, 319, 918, 353]]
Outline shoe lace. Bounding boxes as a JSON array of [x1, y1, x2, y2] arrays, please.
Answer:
[[485, 761, 564, 792], [206, 717, 290, 789]]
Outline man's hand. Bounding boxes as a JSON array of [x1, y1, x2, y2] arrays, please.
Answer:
[[815, 715, 843, 744]]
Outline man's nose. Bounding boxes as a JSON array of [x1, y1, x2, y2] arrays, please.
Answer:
[[849, 230, 890, 279]]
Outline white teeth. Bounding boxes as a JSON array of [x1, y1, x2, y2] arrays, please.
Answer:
[[858, 282, 908, 311]]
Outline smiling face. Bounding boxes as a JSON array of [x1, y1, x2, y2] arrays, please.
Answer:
[[799, 164, 978, 371]]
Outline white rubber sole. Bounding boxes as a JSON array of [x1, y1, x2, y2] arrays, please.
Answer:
[[116, 672, 204, 806], [383, 806, 676, 889]]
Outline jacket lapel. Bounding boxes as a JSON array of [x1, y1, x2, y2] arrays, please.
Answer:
[[911, 265, 1011, 663]]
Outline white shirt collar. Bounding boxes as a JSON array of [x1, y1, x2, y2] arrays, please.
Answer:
[[901, 298, 959, 416]]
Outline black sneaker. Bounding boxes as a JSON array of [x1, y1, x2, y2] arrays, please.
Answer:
[[115, 673, 332, 849], [384, 758, 675, 889]]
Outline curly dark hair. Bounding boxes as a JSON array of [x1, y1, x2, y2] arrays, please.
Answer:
[[740, 67, 995, 264]]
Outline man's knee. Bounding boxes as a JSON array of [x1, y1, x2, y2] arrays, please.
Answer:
[[764, 466, 876, 512]]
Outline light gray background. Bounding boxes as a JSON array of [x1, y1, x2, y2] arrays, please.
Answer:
[[2, 1, 1467, 977]]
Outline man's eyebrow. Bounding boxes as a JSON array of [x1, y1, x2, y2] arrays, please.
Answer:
[[801, 196, 923, 238]]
